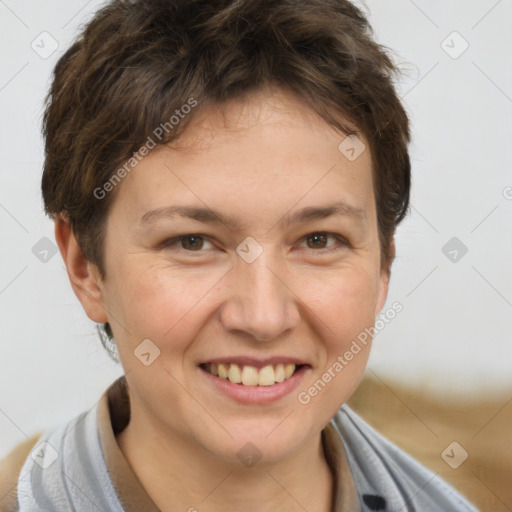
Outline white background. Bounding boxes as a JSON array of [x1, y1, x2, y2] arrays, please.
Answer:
[[1, 0, 511, 456]]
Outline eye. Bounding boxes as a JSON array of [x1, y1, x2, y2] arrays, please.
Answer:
[[160, 234, 214, 252], [299, 232, 348, 252], [158, 232, 348, 254]]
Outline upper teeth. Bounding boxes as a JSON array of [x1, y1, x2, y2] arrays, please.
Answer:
[[206, 363, 296, 386]]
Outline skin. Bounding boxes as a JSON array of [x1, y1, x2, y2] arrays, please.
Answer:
[[56, 87, 393, 512]]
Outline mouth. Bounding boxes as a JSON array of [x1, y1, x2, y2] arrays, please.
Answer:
[[199, 362, 304, 387]]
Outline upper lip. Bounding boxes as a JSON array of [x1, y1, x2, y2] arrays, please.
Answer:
[[200, 356, 310, 368]]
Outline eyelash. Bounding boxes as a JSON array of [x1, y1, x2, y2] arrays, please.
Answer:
[[158, 232, 349, 254]]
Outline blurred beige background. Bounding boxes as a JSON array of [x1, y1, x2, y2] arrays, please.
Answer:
[[349, 374, 511, 510]]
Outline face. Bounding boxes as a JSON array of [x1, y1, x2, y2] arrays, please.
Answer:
[[84, 88, 390, 465]]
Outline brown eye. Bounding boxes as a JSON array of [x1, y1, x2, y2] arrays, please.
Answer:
[[300, 232, 348, 253], [305, 232, 328, 249], [180, 235, 204, 250], [158, 233, 214, 253]]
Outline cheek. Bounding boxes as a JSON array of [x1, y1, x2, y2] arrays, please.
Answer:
[[301, 263, 381, 340], [294, 267, 380, 421], [107, 260, 226, 346], [296, 268, 379, 413]]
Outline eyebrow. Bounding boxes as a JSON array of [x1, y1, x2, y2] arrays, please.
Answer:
[[140, 201, 366, 230]]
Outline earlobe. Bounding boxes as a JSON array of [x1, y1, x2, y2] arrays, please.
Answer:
[[54, 215, 108, 324]]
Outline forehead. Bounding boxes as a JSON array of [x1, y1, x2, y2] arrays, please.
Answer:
[[107, 88, 376, 230], [170, 87, 365, 153]]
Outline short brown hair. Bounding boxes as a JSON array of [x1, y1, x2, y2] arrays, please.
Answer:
[[42, 0, 411, 351]]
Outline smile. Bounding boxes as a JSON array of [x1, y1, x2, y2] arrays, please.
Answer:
[[200, 362, 301, 386]]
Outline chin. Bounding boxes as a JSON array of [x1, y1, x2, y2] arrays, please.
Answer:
[[205, 418, 314, 466]]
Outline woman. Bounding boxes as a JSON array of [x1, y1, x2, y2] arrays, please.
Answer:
[[1, 0, 478, 510]]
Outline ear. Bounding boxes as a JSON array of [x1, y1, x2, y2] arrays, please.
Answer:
[[374, 237, 395, 316], [54, 215, 108, 324]]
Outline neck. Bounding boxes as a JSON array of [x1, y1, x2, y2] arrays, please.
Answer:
[[116, 409, 333, 512]]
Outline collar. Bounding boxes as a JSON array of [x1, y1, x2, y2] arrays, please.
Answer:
[[97, 376, 360, 512]]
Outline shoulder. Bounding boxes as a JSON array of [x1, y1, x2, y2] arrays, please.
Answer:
[[0, 433, 42, 512], [331, 405, 479, 511]]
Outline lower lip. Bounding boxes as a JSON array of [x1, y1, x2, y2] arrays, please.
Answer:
[[198, 365, 310, 404]]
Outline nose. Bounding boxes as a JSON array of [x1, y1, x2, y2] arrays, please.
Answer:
[[219, 248, 301, 342]]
